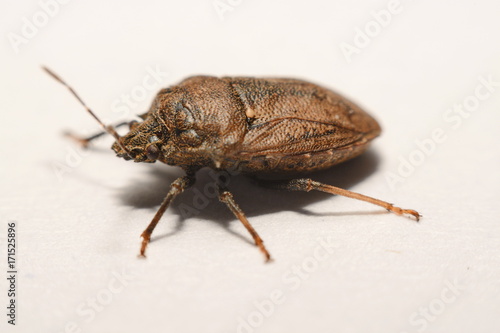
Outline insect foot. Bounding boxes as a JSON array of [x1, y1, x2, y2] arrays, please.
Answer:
[[386, 205, 421, 221]]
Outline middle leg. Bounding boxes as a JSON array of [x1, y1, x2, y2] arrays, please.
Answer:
[[217, 182, 272, 262]]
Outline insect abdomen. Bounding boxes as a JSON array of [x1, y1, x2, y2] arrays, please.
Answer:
[[222, 77, 380, 174]]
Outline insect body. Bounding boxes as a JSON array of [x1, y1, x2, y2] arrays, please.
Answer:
[[44, 68, 420, 262], [116, 76, 381, 173]]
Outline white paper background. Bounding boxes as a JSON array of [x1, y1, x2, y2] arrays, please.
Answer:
[[1, 1, 499, 332]]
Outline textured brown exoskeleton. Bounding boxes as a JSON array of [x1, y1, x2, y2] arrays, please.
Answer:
[[44, 68, 420, 262]]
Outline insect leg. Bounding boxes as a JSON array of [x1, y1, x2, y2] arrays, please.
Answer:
[[65, 121, 133, 148], [261, 178, 421, 221], [139, 175, 195, 257], [217, 183, 272, 262]]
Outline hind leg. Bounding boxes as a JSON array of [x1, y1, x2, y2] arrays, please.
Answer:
[[259, 178, 421, 221]]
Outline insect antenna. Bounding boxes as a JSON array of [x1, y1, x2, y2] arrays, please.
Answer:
[[42, 66, 131, 157]]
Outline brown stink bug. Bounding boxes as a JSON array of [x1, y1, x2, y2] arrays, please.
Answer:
[[44, 67, 420, 262]]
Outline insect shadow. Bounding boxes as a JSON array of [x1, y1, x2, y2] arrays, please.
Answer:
[[116, 150, 381, 244]]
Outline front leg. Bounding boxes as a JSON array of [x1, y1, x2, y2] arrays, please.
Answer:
[[140, 175, 195, 257]]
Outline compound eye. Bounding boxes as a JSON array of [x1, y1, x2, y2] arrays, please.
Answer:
[[146, 144, 160, 161]]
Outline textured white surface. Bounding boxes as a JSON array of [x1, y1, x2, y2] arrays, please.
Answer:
[[1, 1, 500, 332]]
